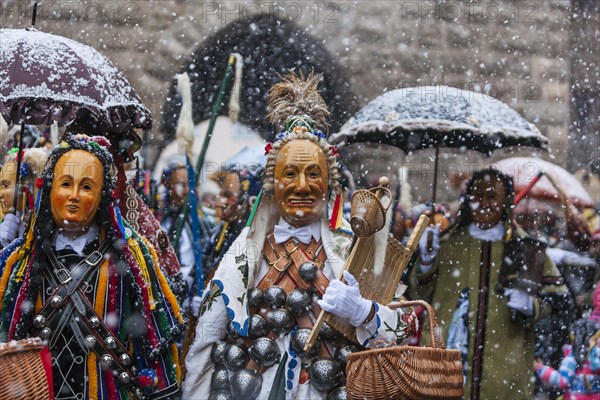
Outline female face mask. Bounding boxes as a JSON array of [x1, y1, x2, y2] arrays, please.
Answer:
[[50, 149, 104, 234]]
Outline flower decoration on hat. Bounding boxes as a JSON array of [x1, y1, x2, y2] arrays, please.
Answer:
[[262, 71, 341, 195]]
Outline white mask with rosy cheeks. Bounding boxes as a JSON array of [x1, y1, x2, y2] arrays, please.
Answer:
[[273, 140, 329, 228], [50, 150, 104, 236]]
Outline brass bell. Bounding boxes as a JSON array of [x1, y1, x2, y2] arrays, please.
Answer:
[[230, 369, 262, 399], [308, 359, 343, 392], [209, 390, 234, 400], [266, 308, 295, 334], [334, 345, 360, 370], [100, 354, 113, 368], [248, 288, 264, 307], [33, 315, 46, 328], [211, 341, 228, 365], [118, 372, 131, 383], [105, 336, 117, 349], [50, 295, 62, 308], [264, 286, 286, 309], [39, 327, 52, 339], [223, 344, 248, 372], [248, 314, 269, 338], [89, 316, 101, 328], [299, 261, 318, 281], [211, 365, 230, 391], [290, 328, 320, 358], [326, 386, 347, 400], [85, 335, 97, 347], [286, 288, 313, 316], [248, 337, 280, 367], [119, 353, 132, 365]]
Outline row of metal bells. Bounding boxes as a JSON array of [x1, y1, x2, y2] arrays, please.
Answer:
[[210, 368, 263, 400]]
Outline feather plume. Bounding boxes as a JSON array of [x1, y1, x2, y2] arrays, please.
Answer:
[[229, 53, 243, 123], [0, 117, 7, 148], [267, 71, 330, 131], [175, 73, 195, 160], [50, 121, 60, 145]]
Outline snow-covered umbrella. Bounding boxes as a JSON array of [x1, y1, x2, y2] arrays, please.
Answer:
[[330, 86, 548, 201], [0, 28, 152, 133], [489, 157, 595, 209]]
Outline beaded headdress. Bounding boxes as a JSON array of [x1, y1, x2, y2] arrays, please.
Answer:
[[263, 71, 341, 195]]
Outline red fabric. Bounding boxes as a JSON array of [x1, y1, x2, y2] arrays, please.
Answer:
[[152, 359, 166, 390], [8, 255, 35, 340], [40, 346, 54, 400], [328, 194, 342, 229], [105, 369, 118, 400]]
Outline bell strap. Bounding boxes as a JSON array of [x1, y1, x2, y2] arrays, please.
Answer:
[[259, 234, 328, 295], [34, 243, 154, 399], [32, 240, 111, 341]]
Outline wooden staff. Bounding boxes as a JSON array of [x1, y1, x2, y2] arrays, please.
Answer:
[[305, 178, 429, 352]]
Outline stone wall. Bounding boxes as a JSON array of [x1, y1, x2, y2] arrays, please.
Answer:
[[2, 0, 596, 202]]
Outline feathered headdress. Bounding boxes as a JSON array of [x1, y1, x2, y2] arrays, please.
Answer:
[[267, 71, 330, 135], [259, 71, 343, 229]]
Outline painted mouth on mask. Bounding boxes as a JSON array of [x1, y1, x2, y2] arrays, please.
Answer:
[[288, 199, 315, 207], [66, 205, 79, 211]]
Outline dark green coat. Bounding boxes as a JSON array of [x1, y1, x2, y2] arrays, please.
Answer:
[[410, 225, 568, 400]]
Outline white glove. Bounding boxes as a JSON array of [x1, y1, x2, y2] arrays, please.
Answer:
[[318, 271, 373, 327], [504, 288, 534, 317], [419, 224, 440, 265], [0, 213, 23, 247]]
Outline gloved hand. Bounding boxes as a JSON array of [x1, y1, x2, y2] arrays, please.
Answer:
[[318, 271, 373, 327], [0, 213, 23, 247], [419, 224, 440, 266], [504, 288, 534, 317]]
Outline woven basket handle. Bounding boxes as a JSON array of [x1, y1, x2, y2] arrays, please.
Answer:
[[388, 300, 446, 349]]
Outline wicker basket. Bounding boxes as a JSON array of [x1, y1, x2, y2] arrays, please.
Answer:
[[346, 300, 464, 400], [0, 338, 53, 400]]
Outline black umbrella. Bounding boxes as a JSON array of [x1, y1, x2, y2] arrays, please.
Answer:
[[330, 85, 548, 201], [161, 13, 358, 141], [0, 28, 152, 133]]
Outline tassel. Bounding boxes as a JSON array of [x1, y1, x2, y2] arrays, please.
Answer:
[[329, 192, 343, 230], [175, 72, 195, 161], [0, 116, 7, 148], [50, 121, 59, 145], [228, 53, 243, 123]]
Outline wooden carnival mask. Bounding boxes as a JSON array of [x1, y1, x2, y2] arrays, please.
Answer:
[[0, 161, 19, 216], [469, 173, 507, 229], [50, 149, 103, 234], [274, 140, 328, 228], [215, 171, 245, 223]]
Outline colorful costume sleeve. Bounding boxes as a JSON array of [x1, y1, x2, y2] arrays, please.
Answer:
[[356, 300, 418, 348], [536, 353, 577, 390], [589, 346, 600, 371]]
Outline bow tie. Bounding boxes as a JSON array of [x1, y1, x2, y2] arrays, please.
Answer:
[[273, 224, 313, 244], [55, 234, 89, 255]]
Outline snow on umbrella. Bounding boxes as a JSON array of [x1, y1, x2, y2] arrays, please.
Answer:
[[488, 157, 595, 209], [329, 85, 548, 201], [0, 28, 152, 133], [160, 13, 358, 142], [330, 86, 547, 153]]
